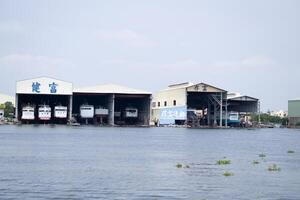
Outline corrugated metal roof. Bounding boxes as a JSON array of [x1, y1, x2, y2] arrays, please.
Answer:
[[289, 98, 300, 101], [227, 94, 258, 101], [0, 93, 15, 105], [162, 82, 226, 92], [73, 84, 151, 95]]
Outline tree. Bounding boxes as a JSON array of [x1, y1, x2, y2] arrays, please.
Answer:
[[3, 101, 14, 118]]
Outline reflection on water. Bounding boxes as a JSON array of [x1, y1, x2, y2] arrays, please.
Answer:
[[0, 125, 299, 199]]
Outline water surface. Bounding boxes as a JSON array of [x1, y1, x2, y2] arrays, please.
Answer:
[[0, 126, 299, 199]]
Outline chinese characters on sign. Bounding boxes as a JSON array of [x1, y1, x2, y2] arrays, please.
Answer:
[[32, 82, 41, 93], [49, 82, 58, 93], [31, 82, 58, 94]]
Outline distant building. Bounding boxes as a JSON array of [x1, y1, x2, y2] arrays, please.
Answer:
[[288, 98, 300, 127], [270, 110, 288, 118]]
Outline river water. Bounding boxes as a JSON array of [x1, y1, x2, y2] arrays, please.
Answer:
[[0, 125, 299, 199]]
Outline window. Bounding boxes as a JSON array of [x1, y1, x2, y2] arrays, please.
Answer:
[[164, 101, 167, 106], [173, 100, 176, 106], [158, 102, 160, 107], [152, 102, 156, 108]]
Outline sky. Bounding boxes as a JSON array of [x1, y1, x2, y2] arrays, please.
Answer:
[[0, 0, 299, 111]]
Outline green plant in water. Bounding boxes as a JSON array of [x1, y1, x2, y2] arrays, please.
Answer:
[[223, 171, 234, 176], [259, 153, 266, 158], [268, 164, 281, 171], [287, 150, 295, 154], [176, 163, 183, 168], [253, 160, 260, 164], [217, 160, 231, 165]]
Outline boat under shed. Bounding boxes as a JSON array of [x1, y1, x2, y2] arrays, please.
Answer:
[[16, 77, 73, 124], [73, 84, 151, 126]]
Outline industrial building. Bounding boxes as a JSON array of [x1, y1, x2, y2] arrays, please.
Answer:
[[15, 77, 151, 126], [152, 82, 259, 127], [288, 98, 300, 127], [152, 82, 227, 127], [73, 84, 151, 126], [16, 77, 73, 124]]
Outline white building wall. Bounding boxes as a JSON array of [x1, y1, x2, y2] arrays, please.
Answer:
[[151, 87, 186, 121]]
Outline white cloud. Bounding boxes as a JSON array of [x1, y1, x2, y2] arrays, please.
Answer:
[[94, 29, 157, 48]]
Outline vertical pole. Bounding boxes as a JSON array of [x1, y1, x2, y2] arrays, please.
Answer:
[[146, 95, 151, 126], [15, 94, 19, 121], [225, 99, 228, 128], [207, 100, 210, 126], [258, 100, 261, 125], [214, 103, 217, 126], [68, 95, 73, 122], [108, 94, 115, 126], [220, 92, 223, 127]]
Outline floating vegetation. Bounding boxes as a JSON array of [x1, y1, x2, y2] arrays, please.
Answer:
[[217, 160, 231, 165], [223, 171, 234, 176], [287, 150, 295, 154], [184, 165, 190, 168], [268, 164, 281, 171], [176, 163, 190, 169], [259, 153, 266, 158], [176, 163, 183, 168], [252, 160, 260, 164]]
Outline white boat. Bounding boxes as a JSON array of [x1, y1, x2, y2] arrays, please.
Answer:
[[21, 105, 35, 120], [38, 105, 51, 120], [125, 107, 138, 118], [95, 106, 109, 115], [54, 106, 68, 119], [80, 105, 94, 118]]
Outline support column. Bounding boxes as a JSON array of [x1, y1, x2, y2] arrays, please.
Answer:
[[144, 95, 151, 126], [68, 95, 73, 122], [108, 94, 115, 126], [15, 94, 18, 120], [207, 101, 210, 126], [220, 92, 223, 127], [213, 103, 217, 126], [225, 99, 228, 128]]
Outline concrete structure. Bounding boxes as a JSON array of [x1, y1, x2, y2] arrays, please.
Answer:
[[288, 98, 300, 127], [0, 93, 15, 106], [73, 84, 151, 126], [152, 82, 227, 127], [16, 77, 73, 123]]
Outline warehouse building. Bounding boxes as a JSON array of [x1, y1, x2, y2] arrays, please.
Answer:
[[152, 82, 227, 127], [16, 77, 73, 124], [288, 98, 300, 127], [73, 84, 151, 126], [15, 77, 152, 126]]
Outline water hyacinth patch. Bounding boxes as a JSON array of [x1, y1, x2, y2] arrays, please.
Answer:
[[259, 153, 266, 158], [223, 171, 234, 176], [268, 164, 281, 171], [287, 150, 295, 154], [253, 160, 260, 164], [217, 160, 231, 165], [176, 163, 183, 168]]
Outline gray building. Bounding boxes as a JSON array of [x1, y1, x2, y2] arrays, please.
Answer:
[[288, 98, 300, 127]]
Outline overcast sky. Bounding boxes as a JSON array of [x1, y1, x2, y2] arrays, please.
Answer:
[[0, 0, 299, 111]]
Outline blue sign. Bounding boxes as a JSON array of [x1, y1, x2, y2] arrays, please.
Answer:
[[32, 82, 41, 93], [159, 106, 187, 124], [49, 82, 58, 93]]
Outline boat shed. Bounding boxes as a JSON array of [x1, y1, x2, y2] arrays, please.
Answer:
[[227, 93, 259, 114], [152, 82, 227, 127], [73, 84, 151, 126], [16, 77, 73, 123]]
